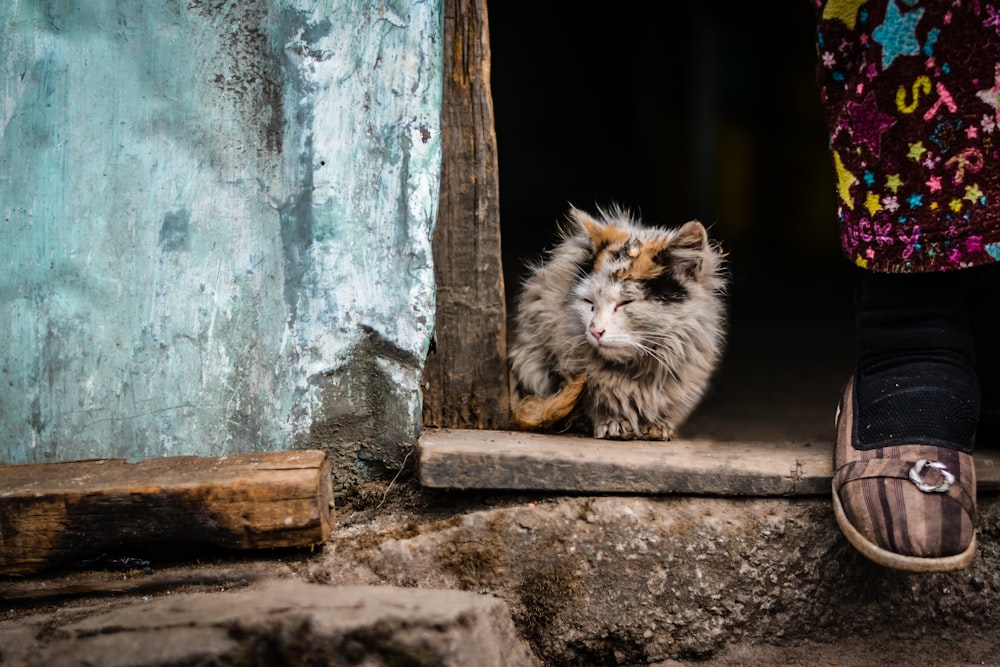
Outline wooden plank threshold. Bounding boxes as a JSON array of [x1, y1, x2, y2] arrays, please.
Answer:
[[418, 429, 1000, 497]]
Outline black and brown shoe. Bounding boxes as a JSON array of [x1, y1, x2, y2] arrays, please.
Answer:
[[832, 378, 977, 572]]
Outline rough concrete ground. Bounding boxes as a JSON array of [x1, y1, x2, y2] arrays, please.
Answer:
[[321, 482, 1000, 666], [4, 479, 1000, 666], [6, 303, 1000, 665]]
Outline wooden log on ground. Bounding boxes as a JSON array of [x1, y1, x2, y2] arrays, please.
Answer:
[[0, 564, 272, 603], [0, 450, 333, 576]]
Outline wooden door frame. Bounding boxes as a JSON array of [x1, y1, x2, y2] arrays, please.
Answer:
[[421, 0, 510, 431]]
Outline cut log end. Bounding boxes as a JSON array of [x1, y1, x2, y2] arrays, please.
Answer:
[[0, 450, 335, 577]]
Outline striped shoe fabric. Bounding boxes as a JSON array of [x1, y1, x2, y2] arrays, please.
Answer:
[[832, 378, 977, 572]]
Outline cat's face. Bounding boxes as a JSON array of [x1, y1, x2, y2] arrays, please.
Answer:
[[572, 272, 679, 363], [569, 211, 711, 364]]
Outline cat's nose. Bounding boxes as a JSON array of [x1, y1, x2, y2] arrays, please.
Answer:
[[589, 325, 604, 340]]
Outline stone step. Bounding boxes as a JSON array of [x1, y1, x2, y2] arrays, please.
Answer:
[[0, 580, 540, 667]]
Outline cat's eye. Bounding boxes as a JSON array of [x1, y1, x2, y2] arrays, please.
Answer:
[[582, 298, 594, 311], [615, 300, 633, 311]]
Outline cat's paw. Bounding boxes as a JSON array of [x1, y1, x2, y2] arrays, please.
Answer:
[[593, 420, 638, 440], [593, 420, 673, 441], [640, 423, 673, 441]]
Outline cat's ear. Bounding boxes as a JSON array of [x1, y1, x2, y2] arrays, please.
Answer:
[[569, 207, 629, 251], [664, 220, 709, 279], [568, 207, 600, 236]]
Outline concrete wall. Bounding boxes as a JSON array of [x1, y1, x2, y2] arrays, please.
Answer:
[[0, 1, 442, 483]]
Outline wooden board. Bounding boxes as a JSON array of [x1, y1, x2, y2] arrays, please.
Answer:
[[419, 428, 1000, 496], [0, 450, 333, 576]]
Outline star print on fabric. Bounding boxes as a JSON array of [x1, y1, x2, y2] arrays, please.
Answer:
[[965, 183, 985, 203], [908, 141, 927, 161], [847, 93, 896, 155], [865, 192, 883, 214], [908, 192, 924, 208], [834, 151, 858, 209], [927, 174, 943, 192], [872, 0, 925, 69], [949, 198, 963, 212], [976, 64, 1000, 126], [823, 0, 869, 30], [886, 174, 903, 192]]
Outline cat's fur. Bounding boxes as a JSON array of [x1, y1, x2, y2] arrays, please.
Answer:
[[509, 206, 727, 440]]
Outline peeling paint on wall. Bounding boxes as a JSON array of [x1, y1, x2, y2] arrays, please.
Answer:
[[0, 0, 442, 476]]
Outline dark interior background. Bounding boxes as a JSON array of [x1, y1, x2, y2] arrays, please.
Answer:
[[487, 2, 857, 440], [488, 1, 853, 319]]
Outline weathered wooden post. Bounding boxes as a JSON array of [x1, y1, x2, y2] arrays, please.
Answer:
[[422, 0, 510, 431]]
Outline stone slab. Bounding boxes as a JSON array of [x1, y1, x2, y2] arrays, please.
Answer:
[[418, 428, 1000, 495], [0, 580, 539, 667], [311, 492, 1000, 664]]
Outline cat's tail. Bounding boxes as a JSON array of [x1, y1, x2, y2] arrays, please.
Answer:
[[512, 373, 587, 430]]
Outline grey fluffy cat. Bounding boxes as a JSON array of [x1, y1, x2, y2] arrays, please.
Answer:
[[509, 206, 727, 440]]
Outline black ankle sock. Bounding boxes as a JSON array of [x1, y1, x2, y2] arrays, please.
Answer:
[[853, 268, 979, 453], [968, 263, 1000, 445]]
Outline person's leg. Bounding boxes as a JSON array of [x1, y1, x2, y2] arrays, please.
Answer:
[[853, 268, 979, 454], [965, 263, 1000, 448], [832, 268, 979, 571], [813, 0, 996, 571]]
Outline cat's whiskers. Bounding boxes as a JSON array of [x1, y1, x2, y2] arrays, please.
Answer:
[[593, 332, 677, 374], [633, 334, 686, 360], [633, 329, 684, 342], [588, 332, 637, 357], [636, 330, 691, 352], [631, 341, 680, 378]]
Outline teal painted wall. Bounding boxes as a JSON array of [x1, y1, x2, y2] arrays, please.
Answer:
[[0, 1, 442, 476]]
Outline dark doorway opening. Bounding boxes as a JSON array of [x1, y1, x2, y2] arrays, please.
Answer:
[[488, 2, 856, 442]]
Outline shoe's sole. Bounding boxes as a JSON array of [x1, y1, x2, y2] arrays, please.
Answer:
[[832, 480, 977, 572]]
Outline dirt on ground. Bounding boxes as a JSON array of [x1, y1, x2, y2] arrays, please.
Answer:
[[4, 477, 1000, 666]]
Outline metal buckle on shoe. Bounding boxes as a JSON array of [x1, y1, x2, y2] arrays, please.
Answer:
[[908, 459, 955, 493]]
